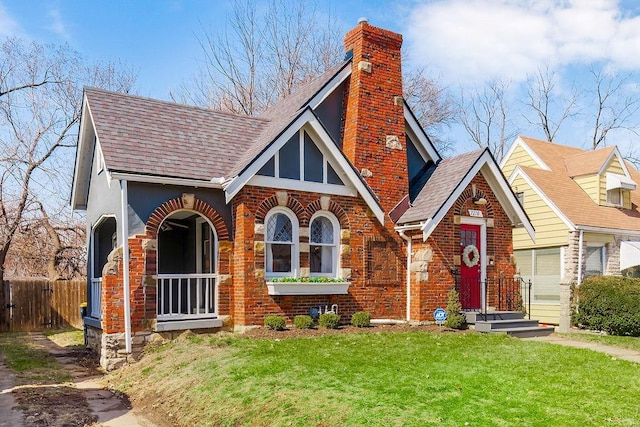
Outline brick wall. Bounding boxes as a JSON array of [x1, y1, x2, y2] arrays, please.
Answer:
[[343, 21, 408, 215], [231, 187, 406, 326], [408, 173, 517, 321]]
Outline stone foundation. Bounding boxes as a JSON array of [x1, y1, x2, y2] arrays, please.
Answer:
[[86, 325, 154, 371]]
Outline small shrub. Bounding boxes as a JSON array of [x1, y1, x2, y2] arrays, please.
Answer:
[[264, 315, 286, 331], [351, 311, 371, 328], [443, 289, 467, 329], [573, 276, 640, 336], [318, 312, 340, 329], [294, 315, 314, 329]]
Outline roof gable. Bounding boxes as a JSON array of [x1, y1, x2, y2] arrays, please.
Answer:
[[398, 149, 534, 241], [224, 107, 385, 223], [503, 139, 640, 233]]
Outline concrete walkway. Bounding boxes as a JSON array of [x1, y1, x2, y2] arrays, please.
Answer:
[[0, 352, 22, 427], [29, 333, 156, 427], [0, 333, 156, 427], [525, 334, 640, 363]]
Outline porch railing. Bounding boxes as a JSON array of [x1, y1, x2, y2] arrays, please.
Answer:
[[90, 278, 102, 319], [452, 271, 532, 320], [157, 274, 217, 321]]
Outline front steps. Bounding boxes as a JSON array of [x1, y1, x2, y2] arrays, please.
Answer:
[[465, 311, 555, 338]]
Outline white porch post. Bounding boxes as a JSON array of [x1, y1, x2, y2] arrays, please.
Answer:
[[120, 180, 132, 354]]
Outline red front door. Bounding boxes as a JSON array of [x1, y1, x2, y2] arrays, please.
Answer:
[[460, 224, 481, 309]]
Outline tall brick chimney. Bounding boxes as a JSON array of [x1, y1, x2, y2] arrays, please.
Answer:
[[343, 19, 408, 218]]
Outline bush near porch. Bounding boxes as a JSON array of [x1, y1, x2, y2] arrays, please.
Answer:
[[573, 276, 640, 336]]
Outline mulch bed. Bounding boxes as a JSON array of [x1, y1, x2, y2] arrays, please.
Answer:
[[241, 322, 468, 340]]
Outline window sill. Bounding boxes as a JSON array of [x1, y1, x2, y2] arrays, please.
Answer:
[[266, 281, 350, 296]]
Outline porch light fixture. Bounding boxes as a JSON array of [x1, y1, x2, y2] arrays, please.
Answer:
[[473, 196, 487, 205], [471, 183, 487, 205]]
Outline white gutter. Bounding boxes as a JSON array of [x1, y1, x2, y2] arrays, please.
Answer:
[[575, 225, 640, 237], [120, 180, 132, 354], [398, 230, 412, 322], [111, 172, 224, 189], [577, 229, 584, 286]]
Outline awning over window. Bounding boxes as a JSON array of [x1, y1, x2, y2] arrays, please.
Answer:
[[620, 241, 640, 270], [606, 173, 637, 191]]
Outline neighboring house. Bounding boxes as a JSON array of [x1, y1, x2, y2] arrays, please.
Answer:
[[501, 135, 640, 325], [72, 21, 533, 370]]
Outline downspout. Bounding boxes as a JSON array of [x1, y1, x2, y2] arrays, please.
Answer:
[[120, 180, 132, 354], [398, 230, 412, 322], [577, 228, 584, 286]]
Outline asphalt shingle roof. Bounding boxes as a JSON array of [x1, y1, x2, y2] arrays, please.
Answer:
[[85, 61, 350, 182], [517, 136, 640, 232], [85, 88, 268, 181], [398, 149, 484, 224]]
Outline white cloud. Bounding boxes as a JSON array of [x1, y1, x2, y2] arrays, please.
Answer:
[[405, 0, 640, 85], [0, 2, 21, 37], [48, 7, 70, 40]]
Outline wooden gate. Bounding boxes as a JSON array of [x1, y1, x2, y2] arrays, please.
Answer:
[[0, 280, 86, 332]]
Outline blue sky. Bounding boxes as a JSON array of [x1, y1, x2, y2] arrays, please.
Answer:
[[2, 0, 640, 154]]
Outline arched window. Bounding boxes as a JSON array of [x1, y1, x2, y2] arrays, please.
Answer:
[[265, 208, 299, 277], [309, 213, 339, 277]]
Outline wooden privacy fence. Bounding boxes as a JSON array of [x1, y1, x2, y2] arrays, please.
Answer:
[[0, 279, 86, 332]]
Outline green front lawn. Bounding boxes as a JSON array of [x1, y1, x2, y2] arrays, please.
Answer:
[[109, 331, 640, 426]]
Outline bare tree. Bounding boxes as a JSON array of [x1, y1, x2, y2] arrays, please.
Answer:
[[174, 0, 343, 115], [175, 0, 456, 151], [0, 38, 135, 286], [523, 66, 579, 142], [404, 67, 457, 153], [458, 79, 515, 161], [587, 67, 640, 150]]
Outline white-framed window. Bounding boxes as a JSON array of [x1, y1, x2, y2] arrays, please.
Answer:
[[607, 188, 622, 206], [309, 212, 340, 277], [585, 244, 605, 277], [265, 208, 299, 277], [515, 247, 562, 304]]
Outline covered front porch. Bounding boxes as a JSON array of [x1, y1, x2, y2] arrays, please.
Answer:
[[154, 210, 223, 331]]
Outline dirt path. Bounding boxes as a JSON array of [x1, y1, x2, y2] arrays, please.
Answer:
[[2, 333, 156, 427]]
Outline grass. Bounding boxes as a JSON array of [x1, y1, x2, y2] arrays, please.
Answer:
[[558, 331, 640, 352], [44, 329, 85, 348], [0, 333, 70, 384], [108, 331, 640, 426]]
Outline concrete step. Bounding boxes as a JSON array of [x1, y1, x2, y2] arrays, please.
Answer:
[[465, 311, 525, 324], [497, 326, 555, 338], [475, 319, 540, 332]]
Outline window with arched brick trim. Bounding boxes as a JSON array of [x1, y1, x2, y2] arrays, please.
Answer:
[[309, 212, 339, 277], [265, 208, 299, 277]]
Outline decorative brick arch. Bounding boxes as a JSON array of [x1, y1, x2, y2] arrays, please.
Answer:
[[453, 187, 495, 218], [145, 196, 230, 240], [305, 199, 350, 229], [255, 195, 308, 226]]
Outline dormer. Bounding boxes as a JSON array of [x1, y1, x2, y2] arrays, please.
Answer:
[[565, 146, 636, 209]]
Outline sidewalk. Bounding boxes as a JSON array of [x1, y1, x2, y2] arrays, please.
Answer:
[[1, 333, 157, 427], [525, 334, 640, 363], [0, 353, 22, 427], [29, 333, 156, 427]]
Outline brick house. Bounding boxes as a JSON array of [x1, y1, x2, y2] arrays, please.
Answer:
[[71, 21, 533, 369]]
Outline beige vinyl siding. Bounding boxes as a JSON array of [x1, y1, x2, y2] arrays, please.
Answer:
[[528, 304, 561, 325], [600, 157, 631, 208], [574, 174, 599, 204], [583, 232, 614, 244], [511, 175, 570, 249], [501, 144, 540, 177]]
